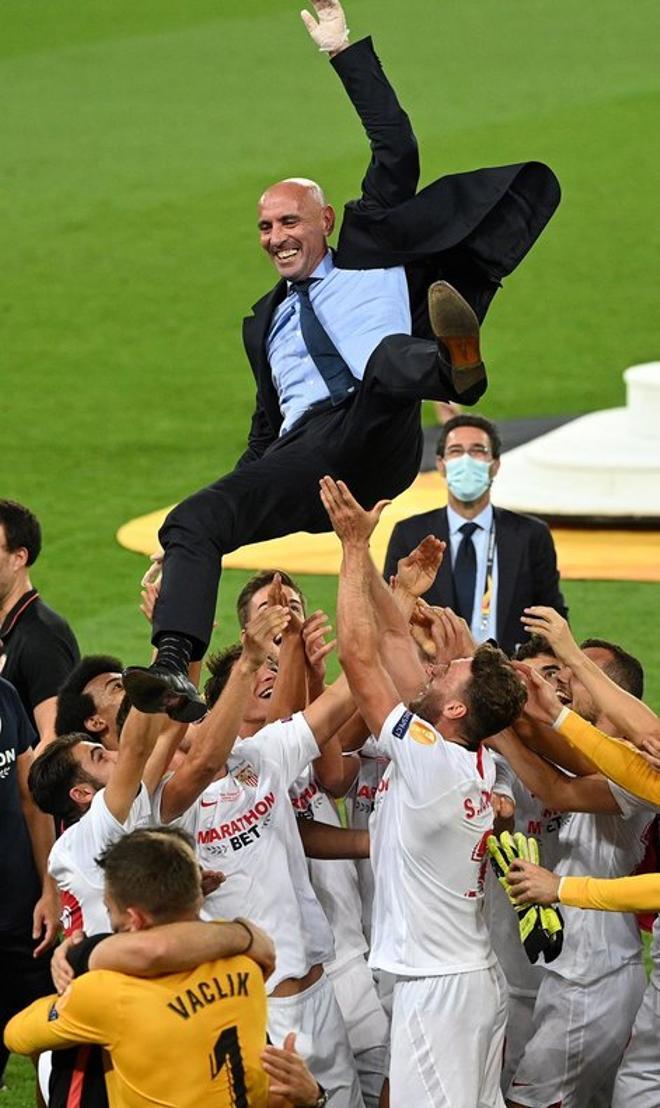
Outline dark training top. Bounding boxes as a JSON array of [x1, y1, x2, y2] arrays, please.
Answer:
[[0, 589, 80, 732], [0, 677, 41, 934]]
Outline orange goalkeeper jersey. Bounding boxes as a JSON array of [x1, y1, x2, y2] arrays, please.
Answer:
[[5, 955, 269, 1108]]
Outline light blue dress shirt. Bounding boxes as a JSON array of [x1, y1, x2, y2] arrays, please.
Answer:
[[267, 252, 412, 433], [447, 502, 499, 643]]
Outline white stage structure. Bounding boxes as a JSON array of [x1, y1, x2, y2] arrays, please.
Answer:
[[492, 363, 660, 521]]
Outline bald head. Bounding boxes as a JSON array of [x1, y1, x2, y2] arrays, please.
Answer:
[[257, 178, 335, 281]]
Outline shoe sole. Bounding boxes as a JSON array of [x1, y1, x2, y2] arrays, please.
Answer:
[[428, 281, 485, 390], [123, 667, 208, 722], [122, 668, 171, 714]]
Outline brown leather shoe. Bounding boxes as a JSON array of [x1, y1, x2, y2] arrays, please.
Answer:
[[428, 281, 485, 395]]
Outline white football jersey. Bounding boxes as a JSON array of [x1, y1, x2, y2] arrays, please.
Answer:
[[48, 785, 152, 936], [535, 782, 658, 984], [343, 737, 390, 945], [485, 757, 545, 997], [159, 713, 335, 992], [289, 766, 368, 972], [369, 703, 497, 977]]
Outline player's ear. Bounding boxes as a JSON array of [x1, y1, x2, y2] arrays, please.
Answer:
[[125, 906, 151, 931], [436, 455, 447, 479], [323, 205, 336, 236], [70, 782, 95, 807], [443, 698, 467, 720]]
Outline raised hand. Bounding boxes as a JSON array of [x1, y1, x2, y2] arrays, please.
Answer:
[[300, 0, 350, 55], [513, 662, 560, 726], [395, 535, 445, 598], [410, 600, 437, 660], [243, 605, 291, 669], [521, 606, 580, 666], [320, 476, 389, 545], [267, 572, 304, 637], [141, 552, 163, 589], [302, 609, 336, 686]]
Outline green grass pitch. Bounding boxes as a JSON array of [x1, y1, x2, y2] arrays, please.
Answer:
[[2, 1, 660, 1100]]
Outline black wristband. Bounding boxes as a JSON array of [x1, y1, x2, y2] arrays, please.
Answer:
[[232, 918, 254, 955]]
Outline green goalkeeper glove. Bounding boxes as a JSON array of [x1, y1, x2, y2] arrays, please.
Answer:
[[487, 832, 564, 964]]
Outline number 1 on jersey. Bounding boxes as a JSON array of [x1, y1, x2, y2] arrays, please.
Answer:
[[210, 1024, 248, 1107]]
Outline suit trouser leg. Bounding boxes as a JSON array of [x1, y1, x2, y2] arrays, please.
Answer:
[[365, 333, 487, 407], [153, 391, 423, 656]]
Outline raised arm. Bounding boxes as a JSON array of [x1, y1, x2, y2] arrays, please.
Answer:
[[521, 606, 658, 747], [160, 605, 290, 821], [517, 663, 660, 806], [320, 477, 402, 737], [301, 0, 419, 208], [489, 727, 620, 815]]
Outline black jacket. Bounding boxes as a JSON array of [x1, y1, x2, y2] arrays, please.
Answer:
[[383, 505, 568, 656], [238, 37, 560, 468]]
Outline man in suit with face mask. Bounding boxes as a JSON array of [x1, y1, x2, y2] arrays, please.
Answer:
[[383, 415, 567, 656]]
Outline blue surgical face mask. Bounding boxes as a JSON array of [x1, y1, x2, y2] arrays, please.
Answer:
[[444, 455, 492, 502]]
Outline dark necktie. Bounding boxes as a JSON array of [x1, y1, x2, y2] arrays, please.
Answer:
[[292, 279, 356, 404], [454, 521, 480, 625]]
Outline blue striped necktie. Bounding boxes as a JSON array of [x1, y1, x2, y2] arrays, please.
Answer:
[[292, 278, 356, 404]]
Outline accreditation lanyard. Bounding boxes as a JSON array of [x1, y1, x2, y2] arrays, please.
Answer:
[[479, 524, 496, 636]]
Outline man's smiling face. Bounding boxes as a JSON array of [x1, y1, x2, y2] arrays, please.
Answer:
[[257, 180, 335, 281]]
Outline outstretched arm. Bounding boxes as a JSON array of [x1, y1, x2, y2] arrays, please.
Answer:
[[517, 662, 660, 806], [507, 860, 660, 914], [160, 606, 290, 821], [521, 606, 658, 748], [490, 728, 620, 815], [320, 477, 402, 737], [301, 0, 419, 208]]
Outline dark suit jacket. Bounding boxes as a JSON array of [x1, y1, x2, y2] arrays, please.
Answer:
[[239, 37, 560, 468], [383, 505, 568, 657]]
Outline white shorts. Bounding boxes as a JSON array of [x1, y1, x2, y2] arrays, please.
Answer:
[[268, 971, 364, 1108], [612, 980, 660, 1108], [389, 965, 508, 1108], [329, 955, 389, 1108], [501, 991, 536, 1093], [508, 961, 646, 1108]]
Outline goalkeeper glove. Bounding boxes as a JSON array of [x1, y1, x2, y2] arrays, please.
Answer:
[[487, 831, 564, 964]]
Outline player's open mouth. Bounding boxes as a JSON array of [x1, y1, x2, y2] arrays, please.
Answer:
[[257, 688, 273, 699], [275, 248, 299, 261]]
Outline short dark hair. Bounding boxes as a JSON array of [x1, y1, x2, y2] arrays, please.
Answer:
[[28, 733, 94, 823], [97, 827, 201, 923], [56, 655, 124, 737], [204, 643, 244, 708], [0, 500, 41, 566], [580, 638, 644, 700], [515, 635, 557, 662], [462, 644, 527, 745], [436, 415, 502, 460], [235, 570, 305, 629]]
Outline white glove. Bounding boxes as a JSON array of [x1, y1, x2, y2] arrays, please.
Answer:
[[300, 0, 349, 54]]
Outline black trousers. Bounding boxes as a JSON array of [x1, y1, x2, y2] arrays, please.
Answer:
[[154, 334, 486, 657], [0, 928, 53, 1079]]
